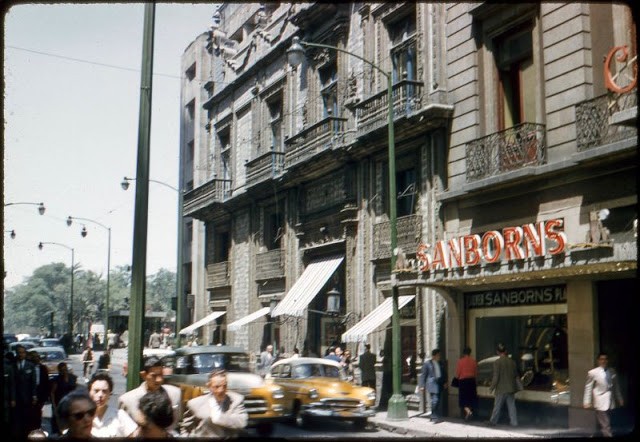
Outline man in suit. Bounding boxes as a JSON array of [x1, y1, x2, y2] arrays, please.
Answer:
[[118, 356, 182, 435], [358, 344, 377, 388], [419, 348, 447, 423], [583, 352, 624, 437], [27, 351, 51, 431], [180, 369, 248, 437], [11, 344, 38, 438], [488, 343, 519, 427]]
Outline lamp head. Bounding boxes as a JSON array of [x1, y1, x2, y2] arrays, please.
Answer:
[[121, 177, 130, 191], [326, 288, 341, 315], [287, 36, 306, 68], [38, 203, 46, 215], [81, 226, 88, 238], [38, 242, 44, 250], [269, 298, 278, 314], [10, 230, 16, 239], [66, 216, 73, 227]]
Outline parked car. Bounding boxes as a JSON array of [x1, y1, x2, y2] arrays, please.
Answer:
[[9, 341, 37, 353], [3, 333, 18, 346], [122, 347, 176, 377], [266, 357, 376, 429], [40, 338, 62, 348], [20, 336, 43, 347], [30, 346, 73, 378], [163, 345, 288, 436]]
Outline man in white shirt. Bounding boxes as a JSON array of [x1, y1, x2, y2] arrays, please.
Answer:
[[584, 352, 624, 437], [180, 369, 248, 437], [88, 372, 136, 437]]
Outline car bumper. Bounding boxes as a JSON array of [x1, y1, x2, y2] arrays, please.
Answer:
[[301, 405, 376, 420]]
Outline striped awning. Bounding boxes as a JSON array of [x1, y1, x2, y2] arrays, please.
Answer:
[[341, 295, 415, 342], [178, 311, 226, 335], [271, 256, 344, 317], [227, 307, 271, 332]]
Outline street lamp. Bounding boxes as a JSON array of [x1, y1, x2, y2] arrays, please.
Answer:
[[121, 175, 185, 345], [5, 230, 16, 239], [4, 201, 46, 215], [38, 241, 75, 340], [67, 215, 111, 333], [288, 36, 407, 419]]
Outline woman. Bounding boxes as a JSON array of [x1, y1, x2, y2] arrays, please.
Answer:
[[454, 346, 478, 420], [81, 346, 95, 380], [56, 390, 96, 438], [88, 372, 136, 437], [342, 349, 354, 382]]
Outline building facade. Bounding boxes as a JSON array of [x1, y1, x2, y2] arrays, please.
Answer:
[[179, 2, 637, 430]]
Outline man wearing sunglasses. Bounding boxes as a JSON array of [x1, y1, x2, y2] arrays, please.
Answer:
[[56, 390, 96, 438], [118, 355, 182, 435]]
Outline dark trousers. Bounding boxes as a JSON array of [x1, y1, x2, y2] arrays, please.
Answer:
[[362, 379, 376, 388], [430, 390, 441, 420]]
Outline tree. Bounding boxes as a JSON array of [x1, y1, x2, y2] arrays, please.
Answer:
[[146, 268, 176, 313]]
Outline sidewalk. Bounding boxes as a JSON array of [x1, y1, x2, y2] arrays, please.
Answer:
[[371, 410, 550, 438]]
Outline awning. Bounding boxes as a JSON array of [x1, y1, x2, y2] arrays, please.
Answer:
[[271, 256, 344, 317], [227, 307, 271, 332], [178, 311, 226, 335], [342, 295, 415, 342]]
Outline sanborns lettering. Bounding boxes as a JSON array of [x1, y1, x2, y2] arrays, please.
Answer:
[[416, 219, 566, 272]]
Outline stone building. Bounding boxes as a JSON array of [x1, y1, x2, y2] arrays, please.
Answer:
[[179, 2, 637, 430]]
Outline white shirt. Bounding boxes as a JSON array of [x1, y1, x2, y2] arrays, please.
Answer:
[[433, 360, 441, 379], [92, 406, 137, 437], [209, 396, 222, 422]]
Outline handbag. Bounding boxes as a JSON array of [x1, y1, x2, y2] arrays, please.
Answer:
[[451, 377, 460, 388]]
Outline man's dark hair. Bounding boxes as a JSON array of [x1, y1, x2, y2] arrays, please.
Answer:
[[143, 355, 163, 371], [463, 347, 472, 356], [497, 343, 507, 353], [139, 388, 173, 429], [365, 344, 371, 350], [431, 348, 441, 357], [88, 371, 114, 392]]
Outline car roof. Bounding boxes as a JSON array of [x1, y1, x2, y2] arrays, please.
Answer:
[[271, 357, 341, 368], [173, 345, 246, 356], [31, 346, 66, 353]]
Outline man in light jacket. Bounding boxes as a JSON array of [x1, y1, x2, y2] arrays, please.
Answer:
[[180, 369, 248, 437], [488, 343, 519, 427], [583, 352, 624, 437]]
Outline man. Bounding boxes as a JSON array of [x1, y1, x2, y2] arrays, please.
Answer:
[[324, 346, 341, 363], [27, 351, 51, 431], [180, 369, 248, 437], [419, 348, 447, 423], [148, 330, 163, 349], [88, 372, 136, 437], [50, 362, 78, 435], [258, 344, 274, 377], [11, 344, 38, 438], [118, 356, 182, 434], [488, 343, 519, 427], [583, 352, 624, 437], [358, 344, 377, 388]]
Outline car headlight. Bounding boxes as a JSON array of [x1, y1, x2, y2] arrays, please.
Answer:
[[271, 387, 285, 400], [308, 388, 319, 399], [366, 391, 376, 401]]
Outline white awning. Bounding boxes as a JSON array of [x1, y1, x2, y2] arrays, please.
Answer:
[[178, 311, 226, 335], [341, 295, 415, 342], [271, 256, 344, 317], [227, 307, 271, 332]]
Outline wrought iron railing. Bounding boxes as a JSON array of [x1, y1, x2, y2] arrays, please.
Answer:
[[245, 151, 285, 187], [284, 116, 347, 168], [207, 261, 230, 288], [354, 80, 424, 137], [466, 123, 546, 182], [183, 179, 232, 216], [576, 90, 637, 151], [372, 214, 422, 260], [255, 248, 284, 280]]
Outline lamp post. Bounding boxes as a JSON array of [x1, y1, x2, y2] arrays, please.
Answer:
[[121, 175, 185, 346], [288, 36, 407, 420], [4, 201, 46, 215], [66, 216, 111, 333], [38, 241, 75, 339]]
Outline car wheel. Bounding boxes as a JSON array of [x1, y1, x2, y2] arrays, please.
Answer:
[[255, 423, 273, 437], [296, 411, 312, 428], [353, 418, 368, 431]]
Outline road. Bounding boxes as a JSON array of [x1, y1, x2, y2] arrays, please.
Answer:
[[43, 347, 397, 438]]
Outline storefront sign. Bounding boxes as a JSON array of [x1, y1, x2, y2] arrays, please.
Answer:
[[466, 285, 566, 309], [415, 219, 567, 272]]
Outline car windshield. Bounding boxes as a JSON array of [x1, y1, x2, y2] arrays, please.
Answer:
[[39, 350, 65, 361], [292, 363, 341, 379], [176, 352, 251, 374]]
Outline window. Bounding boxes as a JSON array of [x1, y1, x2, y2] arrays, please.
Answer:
[[185, 63, 196, 82], [264, 205, 284, 250], [214, 231, 230, 262], [388, 10, 417, 83], [396, 168, 416, 217], [267, 94, 283, 151], [319, 62, 338, 119], [218, 127, 232, 183], [495, 25, 535, 130]]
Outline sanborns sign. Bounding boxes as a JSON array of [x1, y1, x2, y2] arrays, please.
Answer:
[[415, 219, 567, 272]]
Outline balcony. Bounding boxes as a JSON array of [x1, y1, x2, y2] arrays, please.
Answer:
[[354, 80, 423, 138], [576, 90, 637, 151], [245, 151, 285, 188], [207, 261, 230, 289], [183, 179, 232, 218], [284, 116, 347, 169], [255, 248, 284, 281], [465, 123, 546, 182], [372, 214, 422, 260]]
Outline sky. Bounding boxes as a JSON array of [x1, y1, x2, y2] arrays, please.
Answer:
[[3, 3, 217, 289]]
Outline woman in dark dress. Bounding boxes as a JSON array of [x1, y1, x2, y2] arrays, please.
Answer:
[[454, 347, 478, 420]]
